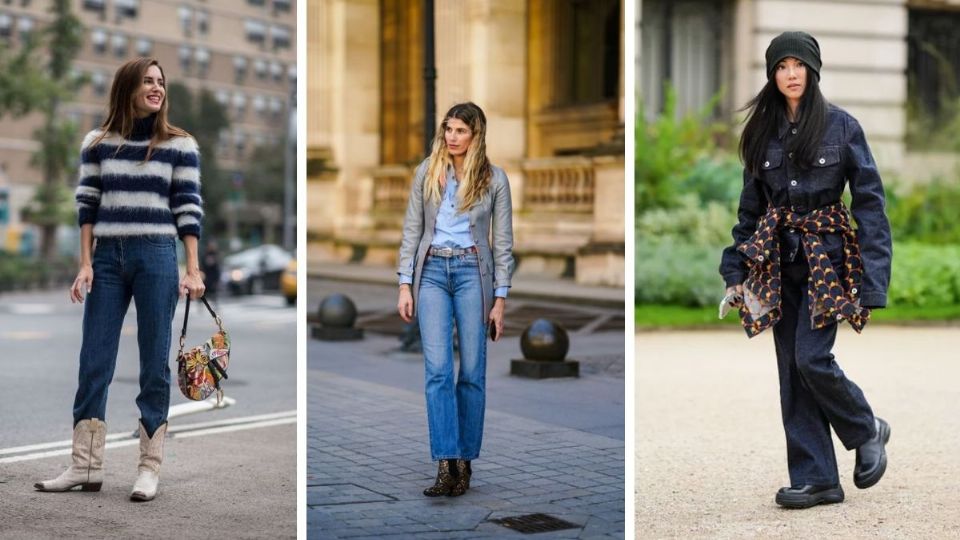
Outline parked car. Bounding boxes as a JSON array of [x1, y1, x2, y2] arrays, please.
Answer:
[[281, 259, 296, 305], [221, 244, 293, 296]]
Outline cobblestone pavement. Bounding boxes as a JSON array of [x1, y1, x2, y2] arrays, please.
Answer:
[[308, 372, 624, 539]]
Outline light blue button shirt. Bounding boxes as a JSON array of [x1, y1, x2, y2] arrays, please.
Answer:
[[399, 172, 508, 298]]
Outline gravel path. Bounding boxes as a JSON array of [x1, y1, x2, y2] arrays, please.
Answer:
[[636, 326, 960, 539]]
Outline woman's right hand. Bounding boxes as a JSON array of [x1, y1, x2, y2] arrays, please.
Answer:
[[725, 284, 743, 305], [398, 285, 414, 323], [71, 264, 94, 304]]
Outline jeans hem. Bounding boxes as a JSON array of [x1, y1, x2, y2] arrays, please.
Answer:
[[789, 477, 840, 487], [840, 422, 877, 451], [431, 455, 462, 461]]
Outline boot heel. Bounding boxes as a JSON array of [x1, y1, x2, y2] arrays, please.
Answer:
[[82, 482, 102, 492]]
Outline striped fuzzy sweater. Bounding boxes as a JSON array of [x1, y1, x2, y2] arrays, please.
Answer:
[[75, 114, 203, 238]]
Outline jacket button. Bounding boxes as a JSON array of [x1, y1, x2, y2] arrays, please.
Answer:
[[818, 157, 826, 165], [763, 161, 770, 167], [790, 180, 798, 186], [851, 287, 858, 294], [791, 128, 797, 134], [758, 255, 764, 261], [788, 152, 794, 159]]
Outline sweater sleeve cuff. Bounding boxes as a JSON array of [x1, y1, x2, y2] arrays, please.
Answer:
[[77, 207, 98, 227], [177, 224, 201, 239], [723, 273, 745, 288]]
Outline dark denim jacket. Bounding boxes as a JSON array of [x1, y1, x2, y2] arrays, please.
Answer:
[[720, 105, 892, 308]]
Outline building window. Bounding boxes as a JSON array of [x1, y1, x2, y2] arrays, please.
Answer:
[[253, 94, 266, 115], [245, 19, 266, 45], [179, 45, 192, 72], [215, 89, 230, 107], [254, 58, 268, 79], [91, 28, 107, 54], [247, 0, 265, 6], [270, 24, 290, 50], [196, 9, 209, 35], [273, 0, 291, 13], [115, 0, 138, 19], [16, 15, 32, 42], [270, 61, 283, 82], [0, 13, 11, 40], [234, 56, 248, 83], [195, 47, 210, 77], [269, 96, 284, 117], [83, 0, 105, 14], [111, 33, 128, 57], [136, 37, 152, 56], [235, 131, 247, 154], [232, 92, 247, 118], [178, 6, 192, 37], [287, 64, 297, 84], [91, 70, 107, 96], [907, 7, 960, 150]]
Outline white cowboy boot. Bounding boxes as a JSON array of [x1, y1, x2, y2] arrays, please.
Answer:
[[35, 418, 107, 492], [130, 421, 167, 502]]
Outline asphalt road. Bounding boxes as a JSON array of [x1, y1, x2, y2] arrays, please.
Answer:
[[636, 326, 960, 539], [0, 289, 296, 448]]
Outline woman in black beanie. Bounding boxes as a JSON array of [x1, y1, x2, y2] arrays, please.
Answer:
[[719, 31, 893, 509]]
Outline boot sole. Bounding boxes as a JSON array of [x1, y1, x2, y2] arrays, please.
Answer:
[[130, 491, 155, 502], [34, 482, 102, 493], [775, 487, 845, 509], [855, 422, 891, 489]]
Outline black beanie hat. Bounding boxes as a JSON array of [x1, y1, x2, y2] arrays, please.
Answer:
[[765, 31, 822, 81]]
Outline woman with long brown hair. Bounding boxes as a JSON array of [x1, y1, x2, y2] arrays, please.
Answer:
[[35, 57, 205, 502], [397, 102, 514, 497]]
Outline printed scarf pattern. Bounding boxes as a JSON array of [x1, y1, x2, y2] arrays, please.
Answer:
[[737, 202, 869, 337]]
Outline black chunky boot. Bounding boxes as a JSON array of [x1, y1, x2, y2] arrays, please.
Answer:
[[423, 459, 457, 497], [449, 460, 470, 497]]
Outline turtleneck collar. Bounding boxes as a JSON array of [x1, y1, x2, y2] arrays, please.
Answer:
[[130, 113, 157, 141]]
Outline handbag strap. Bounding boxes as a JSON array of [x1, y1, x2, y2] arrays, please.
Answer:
[[177, 295, 225, 356]]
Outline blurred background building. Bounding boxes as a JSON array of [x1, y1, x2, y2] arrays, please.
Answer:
[[0, 0, 296, 255], [638, 0, 960, 182], [308, 0, 625, 287]]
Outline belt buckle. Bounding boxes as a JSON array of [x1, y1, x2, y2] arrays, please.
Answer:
[[438, 247, 454, 257]]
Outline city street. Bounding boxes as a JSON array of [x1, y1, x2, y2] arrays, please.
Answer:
[[0, 289, 296, 537], [307, 275, 625, 539], [636, 327, 960, 538]]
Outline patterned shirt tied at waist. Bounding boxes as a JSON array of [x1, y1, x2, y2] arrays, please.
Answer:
[[737, 202, 869, 338]]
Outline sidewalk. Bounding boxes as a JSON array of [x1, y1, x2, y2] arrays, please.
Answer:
[[307, 258, 624, 308], [0, 423, 295, 539], [308, 372, 624, 539], [636, 327, 960, 539]]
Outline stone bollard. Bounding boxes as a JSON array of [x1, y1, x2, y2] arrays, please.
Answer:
[[510, 318, 579, 379], [311, 293, 364, 341]]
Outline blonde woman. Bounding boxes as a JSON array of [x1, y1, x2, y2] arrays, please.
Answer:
[[397, 102, 514, 497]]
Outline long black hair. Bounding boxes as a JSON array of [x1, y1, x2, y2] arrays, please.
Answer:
[[739, 70, 828, 177]]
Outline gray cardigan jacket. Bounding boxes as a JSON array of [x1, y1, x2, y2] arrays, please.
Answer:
[[397, 158, 515, 320]]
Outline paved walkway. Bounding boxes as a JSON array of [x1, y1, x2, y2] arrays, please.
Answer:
[[636, 327, 960, 539], [0, 422, 295, 539], [308, 372, 624, 539]]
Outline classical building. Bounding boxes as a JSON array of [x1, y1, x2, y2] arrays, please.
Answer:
[[0, 0, 296, 237], [639, 0, 960, 181], [308, 0, 625, 287]]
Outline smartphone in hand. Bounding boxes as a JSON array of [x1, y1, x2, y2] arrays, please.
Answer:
[[489, 320, 499, 341]]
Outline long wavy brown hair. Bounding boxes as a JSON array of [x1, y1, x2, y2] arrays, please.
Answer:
[[90, 58, 190, 160], [424, 102, 491, 212]]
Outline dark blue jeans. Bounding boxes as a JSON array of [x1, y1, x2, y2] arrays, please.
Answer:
[[72, 236, 180, 438], [773, 260, 877, 487]]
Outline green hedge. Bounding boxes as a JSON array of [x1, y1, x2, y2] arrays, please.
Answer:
[[635, 240, 960, 309], [0, 254, 74, 292]]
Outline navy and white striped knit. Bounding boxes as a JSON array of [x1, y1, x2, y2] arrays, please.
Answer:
[[75, 114, 203, 239]]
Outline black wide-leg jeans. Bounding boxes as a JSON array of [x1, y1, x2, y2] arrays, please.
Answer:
[[772, 260, 878, 487]]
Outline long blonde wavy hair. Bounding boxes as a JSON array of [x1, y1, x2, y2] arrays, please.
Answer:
[[423, 102, 491, 212]]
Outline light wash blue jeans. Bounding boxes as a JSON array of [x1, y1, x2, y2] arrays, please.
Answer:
[[72, 236, 180, 438], [417, 253, 487, 461]]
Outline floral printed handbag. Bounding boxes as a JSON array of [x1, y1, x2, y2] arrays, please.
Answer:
[[176, 295, 230, 403]]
